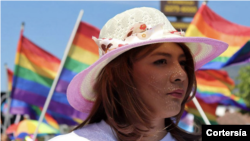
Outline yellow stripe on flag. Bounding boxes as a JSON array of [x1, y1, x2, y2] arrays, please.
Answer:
[[186, 25, 240, 57], [198, 84, 231, 97], [16, 53, 57, 79], [68, 45, 99, 65]]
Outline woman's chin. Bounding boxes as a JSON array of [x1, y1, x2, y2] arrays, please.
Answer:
[[163, 106, 181, 118]]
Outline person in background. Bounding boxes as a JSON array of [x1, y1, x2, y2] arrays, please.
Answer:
[[1, 133, 11, 141]]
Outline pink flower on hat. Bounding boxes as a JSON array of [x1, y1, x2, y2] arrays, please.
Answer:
[[140, 24, 147, 31], [118, 44, 124, 47], [118, 44, 129, 47]]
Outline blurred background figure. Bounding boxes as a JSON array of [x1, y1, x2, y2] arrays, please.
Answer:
[[178, 113, 195, 133], [1, 133, 11, 141]]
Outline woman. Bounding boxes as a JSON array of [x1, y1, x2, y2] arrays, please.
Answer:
[[50, 7, 228, 141]]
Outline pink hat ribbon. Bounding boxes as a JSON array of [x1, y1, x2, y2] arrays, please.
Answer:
[[92, 23, 185, 56]]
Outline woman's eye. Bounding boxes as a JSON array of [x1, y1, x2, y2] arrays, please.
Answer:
[[180, 60, 187, 67], [154, 59, 167, 65]]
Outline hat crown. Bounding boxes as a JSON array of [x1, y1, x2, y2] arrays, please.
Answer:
[[99, 7, 176, 40]]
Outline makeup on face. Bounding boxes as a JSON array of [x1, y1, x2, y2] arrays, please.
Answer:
[[132, 42, 189, 118]]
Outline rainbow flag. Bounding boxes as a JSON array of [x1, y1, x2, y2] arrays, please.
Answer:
[[196, 69, 249, 111], [7, 68, 14, 91], [10, 30, 82, 125], [6, 68, 33, 116], [224, 40, 250, 67], [8, 68, 62, 128], [6, 68, 34, 117], [54, 21, 100, 120], [10, 100, 78, 126], [186, 4, 250, 69], [185, 97, 218, 124]]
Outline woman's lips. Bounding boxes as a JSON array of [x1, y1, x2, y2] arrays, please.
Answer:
[[167, 89, 184, 99]]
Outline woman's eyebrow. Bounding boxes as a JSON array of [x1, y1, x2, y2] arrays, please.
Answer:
[[150, 52, 186, 59], [179, 54, 186, 59], [150, 52, 172, 58]]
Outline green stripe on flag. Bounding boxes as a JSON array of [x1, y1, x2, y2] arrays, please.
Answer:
[[64, 57, 90, 73], [15, 65, 53, 87], [210, 56, 230, 63]]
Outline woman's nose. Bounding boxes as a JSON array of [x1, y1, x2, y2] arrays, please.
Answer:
[[169, 64, 187, 83]]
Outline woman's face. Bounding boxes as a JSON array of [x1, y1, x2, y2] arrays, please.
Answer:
[[132, 42, 189, 119]]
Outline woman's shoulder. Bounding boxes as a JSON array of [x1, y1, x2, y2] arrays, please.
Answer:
[[49, 120, 116, 141]]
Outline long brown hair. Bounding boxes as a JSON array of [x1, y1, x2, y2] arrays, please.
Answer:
[[74, 43, 201, 141]]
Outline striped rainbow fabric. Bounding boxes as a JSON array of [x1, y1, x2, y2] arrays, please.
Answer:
[[10, 30, 80, 125], [186, 4, 250, 69], [195, 69, 249, 111], [7, 68, 13, 91], [7, 69, 67, 129], [185, 97, 218, 124], [54, 21, 100, 120], [186, 69, 250, 124], [10, 100, 79, 126], [7, 68, 34, 117], [7, 69, 61, 129], [224, 40, 250, 67], [11, 29, 61, 110]]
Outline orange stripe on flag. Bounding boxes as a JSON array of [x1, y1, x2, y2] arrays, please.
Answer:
[[186, 97, 218, 117], [196, 78, 229, 89], [18, 36, 60, 64], [72, 33, 99, 55], [20, 44, 60, 72], [191, 13, 250, 47], [197, 4, 250, 36]]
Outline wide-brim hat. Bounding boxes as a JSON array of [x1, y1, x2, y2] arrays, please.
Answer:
[[67, 7, 228, 113]]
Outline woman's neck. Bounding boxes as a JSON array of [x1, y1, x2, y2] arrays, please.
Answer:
[[137, 118, 168, 141]]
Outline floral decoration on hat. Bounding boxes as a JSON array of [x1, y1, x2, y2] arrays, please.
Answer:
[[92, 23, 185, 56]]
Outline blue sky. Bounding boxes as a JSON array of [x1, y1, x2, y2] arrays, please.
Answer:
[[1, 1, 250, 92]]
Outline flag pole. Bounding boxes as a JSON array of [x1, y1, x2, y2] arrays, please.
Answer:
[[14, 115, 22, 123], [3, 23, 25, 133], [3, 22, 25, 132], [203, 0, 208, 5], [192, 95, 211, 125], [189, 0, 210, 125], [32, 9, 84, 141]]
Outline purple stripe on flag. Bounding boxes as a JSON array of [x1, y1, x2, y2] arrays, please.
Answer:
[[196, 92, 225, 103], [181, 110, 188, 119], [12, 76, 69, 104], [46, 110, 79, 125], [220, 99, 250, 111], [12, 88, 88, 119], [55, 79, 70, 93], [60, 68, 77, 82], [10, 106, 37, 119], [10, 107, 31, 115], [196, 92, 250, 111], [224, 41, 250, 67]]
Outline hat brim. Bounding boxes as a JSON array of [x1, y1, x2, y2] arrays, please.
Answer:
[[67, 37, 228, 113]]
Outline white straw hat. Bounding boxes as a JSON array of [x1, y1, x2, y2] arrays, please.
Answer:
[[67, 7, 228, 113]]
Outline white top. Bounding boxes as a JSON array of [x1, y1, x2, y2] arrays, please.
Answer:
[[49, 120, 176, 141]]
